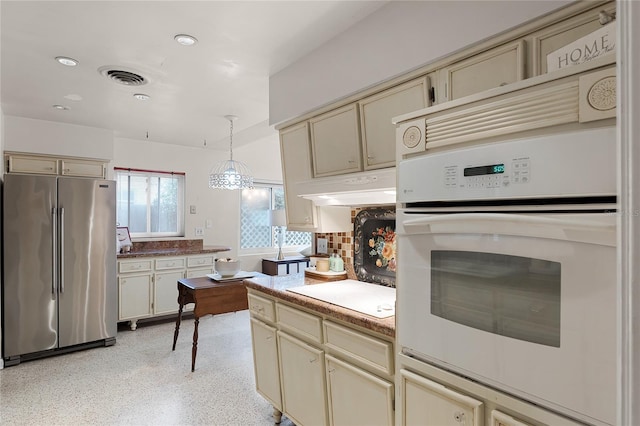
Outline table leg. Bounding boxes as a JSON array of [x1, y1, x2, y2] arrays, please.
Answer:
[[191, 316, 199, 372], [172, 302, 184, 351]]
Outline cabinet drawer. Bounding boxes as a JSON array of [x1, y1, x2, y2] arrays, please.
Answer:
[[277, 303, 322, 344], [248, 293, 276, 323], [118, 259, 153, 273], [155, 257, 186, 270], [188, 255, 214, 268], [323, 320, 393, 376], [186, 267, 213, 278]]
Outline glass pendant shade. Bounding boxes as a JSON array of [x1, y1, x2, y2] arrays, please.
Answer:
[[209, 115, 254, 190]]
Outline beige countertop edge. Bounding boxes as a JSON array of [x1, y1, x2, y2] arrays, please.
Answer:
[[117, 245, 231, 259], [244, 275, 395, 339]]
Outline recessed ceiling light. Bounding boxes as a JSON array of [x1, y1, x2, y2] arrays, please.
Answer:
[[55, 56, 78, 67], [174, 34, 197, 46], [133, 93, 150, 101], [52, 104, 70, 110]]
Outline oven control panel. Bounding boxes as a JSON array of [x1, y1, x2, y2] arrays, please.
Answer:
[[444, 158, 530, 189], [397, 126, 616, 203]]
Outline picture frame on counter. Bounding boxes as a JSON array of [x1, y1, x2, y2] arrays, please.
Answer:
[[116, 226, 132, 248]]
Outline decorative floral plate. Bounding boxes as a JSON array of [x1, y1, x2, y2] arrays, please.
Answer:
[[353, 208, 396, 287]]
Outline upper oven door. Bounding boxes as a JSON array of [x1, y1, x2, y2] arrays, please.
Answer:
[[396, 209, 617, 426]]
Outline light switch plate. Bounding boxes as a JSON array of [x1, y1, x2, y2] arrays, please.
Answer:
[[190, 205, 197, 214], [317, 238, 328, 254]]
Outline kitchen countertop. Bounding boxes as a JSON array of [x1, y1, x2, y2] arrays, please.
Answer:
[[245, 273, 395, 338], [117, 245, 231, 259]]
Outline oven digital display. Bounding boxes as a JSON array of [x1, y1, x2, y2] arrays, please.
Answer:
[[464, 163, 505, 177]]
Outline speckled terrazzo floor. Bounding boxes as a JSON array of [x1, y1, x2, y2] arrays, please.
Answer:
[[0, 310, 294, 426]]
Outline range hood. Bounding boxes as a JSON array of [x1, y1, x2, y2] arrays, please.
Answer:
[[296, 168, 396, 207]]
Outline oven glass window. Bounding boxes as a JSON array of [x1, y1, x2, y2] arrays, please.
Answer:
[[431, 251, 561, 347]]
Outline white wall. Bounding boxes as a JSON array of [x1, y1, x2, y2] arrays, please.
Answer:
[[269, 0, 571, 124], [4, 115, 114, 160]]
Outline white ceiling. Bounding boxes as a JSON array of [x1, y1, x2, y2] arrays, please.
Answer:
[[0, 1, 387, 150]]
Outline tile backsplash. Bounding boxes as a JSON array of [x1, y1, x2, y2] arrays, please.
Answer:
[[316, 206, 396, 272]]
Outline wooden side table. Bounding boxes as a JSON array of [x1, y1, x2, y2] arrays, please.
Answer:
[[172, 276, 249, 371], [262, 256, 310, 276]]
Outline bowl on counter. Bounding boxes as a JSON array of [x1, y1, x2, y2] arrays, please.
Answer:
[[215, 258, 241, 277]]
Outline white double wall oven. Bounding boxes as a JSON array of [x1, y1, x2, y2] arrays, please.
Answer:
[[396, 126, 618, 426]]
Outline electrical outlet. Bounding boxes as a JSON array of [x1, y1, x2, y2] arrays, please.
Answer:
[[195, 227, 204, 236], [317, 238, 328, 254]]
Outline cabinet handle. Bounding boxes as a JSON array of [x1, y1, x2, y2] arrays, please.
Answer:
[[328, 368, 335, 373], [367, 156, 375, 160], [309, 357, 318, 363], [453, 411, 466, 424], [348, 160, 356, 164], [266, 336, 273, 340]]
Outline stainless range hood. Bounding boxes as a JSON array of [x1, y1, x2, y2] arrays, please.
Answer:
[[296, 168, 396, 207]]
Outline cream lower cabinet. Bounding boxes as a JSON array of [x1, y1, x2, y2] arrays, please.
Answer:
[[278, 331, 328, 426], [118, 254, 211, 330], [400, 369, 483, 426], [326, 354, 394, 426], [248, 288, 395, 426], [250, 318, 282, 411]]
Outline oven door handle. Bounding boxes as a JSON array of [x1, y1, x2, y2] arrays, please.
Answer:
[[402, 213, 616, 246]]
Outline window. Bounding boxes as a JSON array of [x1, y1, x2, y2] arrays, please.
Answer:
[[240, 184, 311, 251], [115, 168, 185, 238]]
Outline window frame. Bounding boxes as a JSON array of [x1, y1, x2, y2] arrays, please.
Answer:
[[239, 182, 311, 256], [114, 167, 186, 239]]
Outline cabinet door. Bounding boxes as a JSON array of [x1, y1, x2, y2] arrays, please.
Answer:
[[400, 369, 483, 426], [60, 158, 106, 178], [118, 274, 153, 320], [280, 122, 317, 231], [359, 77, 428, 170], [440, 40, 525, 102], [325, 354, 393, 426], [310, 104, 361, 177], [529, 2, 616, 76], [154, 271, 184, 315], [278, 331, 328, 426], [7, 154, 58, 175], [250, 318, 282, 410]]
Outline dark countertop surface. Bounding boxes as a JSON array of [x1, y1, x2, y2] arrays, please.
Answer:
[[245, 273, 395, 338], [117, 245, 231, 259]]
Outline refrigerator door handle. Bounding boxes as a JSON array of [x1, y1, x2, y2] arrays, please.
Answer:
[[59, 207, 64, 294], [52, 207, 57, 294]]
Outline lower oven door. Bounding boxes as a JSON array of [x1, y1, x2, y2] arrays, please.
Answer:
[[396, 210, 617, 426]]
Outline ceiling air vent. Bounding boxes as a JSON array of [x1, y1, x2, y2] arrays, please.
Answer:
[[99, 67, 147, 86]]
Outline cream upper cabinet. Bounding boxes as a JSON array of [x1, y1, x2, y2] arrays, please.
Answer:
[[310, 103, 362, 177], [325, 354, 394, 426], [60, 158, 106, 178], [438, 40, 526, 102], [400, 369, 483, 426], [6, 153, 107, 178], [279, 122, 317, 231], [359, 77, 429, 170], [528, 1, 616, 76]]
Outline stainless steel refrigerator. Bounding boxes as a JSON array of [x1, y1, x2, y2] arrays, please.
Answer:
[[2, 173, 117, 366]]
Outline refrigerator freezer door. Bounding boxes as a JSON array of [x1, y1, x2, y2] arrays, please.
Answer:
[[57, 178, 117, 347], [3, 174, 58, 357]]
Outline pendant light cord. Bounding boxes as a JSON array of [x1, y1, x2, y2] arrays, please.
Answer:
[[228, 118, 234, 161]]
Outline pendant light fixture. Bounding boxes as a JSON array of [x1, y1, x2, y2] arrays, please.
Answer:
[[209, 115, 254, 190]]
